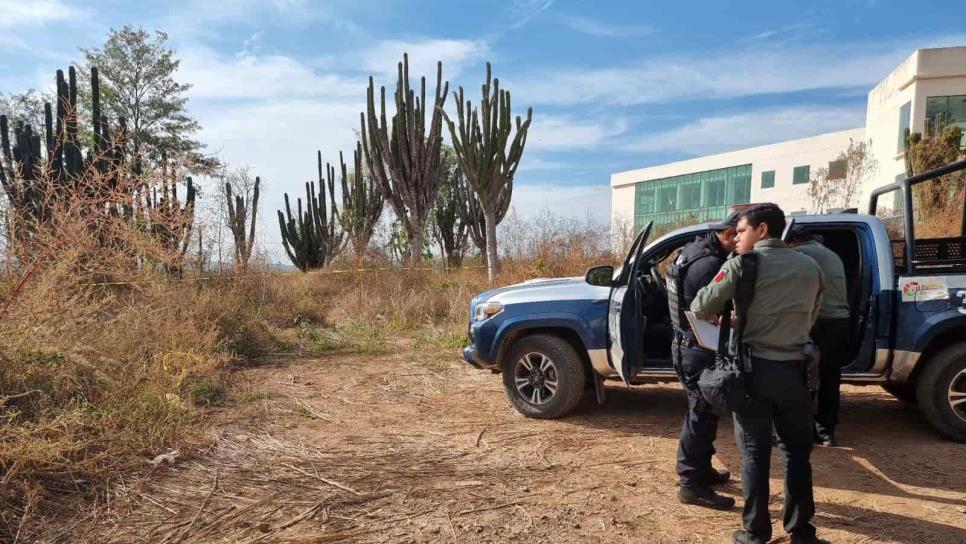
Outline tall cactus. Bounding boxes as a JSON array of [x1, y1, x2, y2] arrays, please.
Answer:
[[360, 53, 449, 263], [1, 65, 197, 269], [456, 173, 504, 256], [1, 66, 131, 243], [226, 175, 260, 270], [277, 152, 343, 272], [338, 142, 383, 257], [432, 149, 469, 267], [443, 62, 532, 282]]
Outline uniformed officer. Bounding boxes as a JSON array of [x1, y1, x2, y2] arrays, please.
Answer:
[[691, 203, 828, 544], [788, 227, 851, 447], [667, 211, 740, 510]]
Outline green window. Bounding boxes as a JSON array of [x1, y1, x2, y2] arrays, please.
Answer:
[[760, 170, 775, 189], [898, 101, 911, 152], [793, 165, 811, 185], [925, 95, 966, 147], [632, 164, 752, 231]]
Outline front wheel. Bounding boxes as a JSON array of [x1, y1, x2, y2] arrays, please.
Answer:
[[502, 334, 587, 419], [916, 343, 966, 442]]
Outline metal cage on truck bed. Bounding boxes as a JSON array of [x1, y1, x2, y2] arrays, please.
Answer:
[[869, 159, 966, 273]]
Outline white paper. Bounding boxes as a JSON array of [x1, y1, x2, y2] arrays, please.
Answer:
[[685, 311, 723, 351]]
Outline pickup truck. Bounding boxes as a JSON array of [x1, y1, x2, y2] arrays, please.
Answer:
[[463, 160, 966, 442]]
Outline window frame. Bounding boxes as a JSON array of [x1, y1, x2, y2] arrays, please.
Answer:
[[760, 170, 775, 189]]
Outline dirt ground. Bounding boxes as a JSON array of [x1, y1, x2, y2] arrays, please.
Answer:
[[52, 341, 966, 543]]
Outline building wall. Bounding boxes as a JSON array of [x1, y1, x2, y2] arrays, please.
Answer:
[[862, 47, 966, 207], [612, 46, 966, 236], [610, 128, 863, 231]]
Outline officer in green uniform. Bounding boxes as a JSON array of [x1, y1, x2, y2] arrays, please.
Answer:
[[691, 203, 828, 544], [789, 227, 851, 446]]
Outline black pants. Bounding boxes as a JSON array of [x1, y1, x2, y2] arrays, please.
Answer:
[[733, 358, 815, 542], [672, 337, 719, 488], [812, 317, 850, 438]]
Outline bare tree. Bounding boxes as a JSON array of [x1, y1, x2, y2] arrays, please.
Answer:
[[807, 139, 878, 213]]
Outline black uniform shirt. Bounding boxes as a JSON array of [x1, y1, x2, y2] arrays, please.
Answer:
[[680, 233, 728, 331]]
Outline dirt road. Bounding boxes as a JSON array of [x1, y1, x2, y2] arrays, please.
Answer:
[[63, 342, 966, 543]]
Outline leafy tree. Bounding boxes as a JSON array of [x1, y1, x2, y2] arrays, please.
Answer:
[[807, 139, 878, 213], [0, 90, 47, 131], [79, 26, 216, 174]]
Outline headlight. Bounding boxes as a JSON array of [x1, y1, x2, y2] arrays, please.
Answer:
[[473, 301, 504, 322]]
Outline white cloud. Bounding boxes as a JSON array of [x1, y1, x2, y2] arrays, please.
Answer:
[[179, 46, 363, 101], [507, 182, 611, 224], [515, 35, 966, 106], [0, 0, 83, 29], [510, 0, 555, 29], [361, 38, 490, 82], [623, 106, 867, 156], [526, 115, 628, 151], [558, 15, 655, 38], [516, 157, 570, 172]]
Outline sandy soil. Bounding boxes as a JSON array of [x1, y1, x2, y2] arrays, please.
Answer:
[[55, 343, 966, 543]]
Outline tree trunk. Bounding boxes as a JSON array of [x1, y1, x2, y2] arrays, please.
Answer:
[[483, 208, 499, 283], [408, 224, 423, 265], [352, 237, 367, 259]]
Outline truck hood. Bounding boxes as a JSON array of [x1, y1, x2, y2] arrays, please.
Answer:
[[475, 277, 610, 305]]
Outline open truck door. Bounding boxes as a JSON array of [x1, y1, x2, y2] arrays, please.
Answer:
[[608, 221, 653, 385]]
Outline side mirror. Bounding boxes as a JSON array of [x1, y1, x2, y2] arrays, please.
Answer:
[[585, 265, 614, 287]]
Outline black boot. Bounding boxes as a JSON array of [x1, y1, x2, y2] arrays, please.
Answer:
[[815, 431, 838, 447], [679, 485, 735, 510], [705, 468, 731, 486]]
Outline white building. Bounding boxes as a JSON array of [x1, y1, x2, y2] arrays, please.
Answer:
[[611, 46, 966, 233]]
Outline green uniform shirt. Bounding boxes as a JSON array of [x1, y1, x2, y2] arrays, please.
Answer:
[[690, 238, 824, 361], [795, 240, 850, 320]]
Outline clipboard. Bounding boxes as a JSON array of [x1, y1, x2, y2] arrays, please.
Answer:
[[685, 311, 726, 351]]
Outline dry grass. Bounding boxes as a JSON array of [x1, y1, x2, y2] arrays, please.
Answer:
[[0, 210, 622, 540]]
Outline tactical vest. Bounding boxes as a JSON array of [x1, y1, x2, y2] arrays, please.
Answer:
[[666, 237, 718, 332]]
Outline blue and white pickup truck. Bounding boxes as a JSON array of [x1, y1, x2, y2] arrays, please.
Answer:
[[463, 160, 966, 442]]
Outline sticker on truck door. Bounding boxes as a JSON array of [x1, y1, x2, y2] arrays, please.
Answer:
[[901, 277, 948, 302]]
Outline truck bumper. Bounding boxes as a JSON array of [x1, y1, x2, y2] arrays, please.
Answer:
[[463, 345, 499, 371]]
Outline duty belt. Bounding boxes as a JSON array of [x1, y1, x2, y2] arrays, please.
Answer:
[[673, 330, 699, 349]]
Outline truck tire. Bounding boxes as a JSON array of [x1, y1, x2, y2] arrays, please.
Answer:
[[915, 343, 966, 443], [502, 334, 586, 419], [881, 383, 917, 403]]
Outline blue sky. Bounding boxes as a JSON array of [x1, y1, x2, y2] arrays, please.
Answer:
[[2, 0, 965, 257]]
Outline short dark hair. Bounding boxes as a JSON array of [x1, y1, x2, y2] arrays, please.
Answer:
[[787, 225, 813, 243], [738, 203, 786, 238]]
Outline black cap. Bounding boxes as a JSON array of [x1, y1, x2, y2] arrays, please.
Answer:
[[709, 209, 741, 231]]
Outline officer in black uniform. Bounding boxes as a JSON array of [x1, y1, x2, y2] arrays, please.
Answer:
[[667, 210, 740, 510]]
